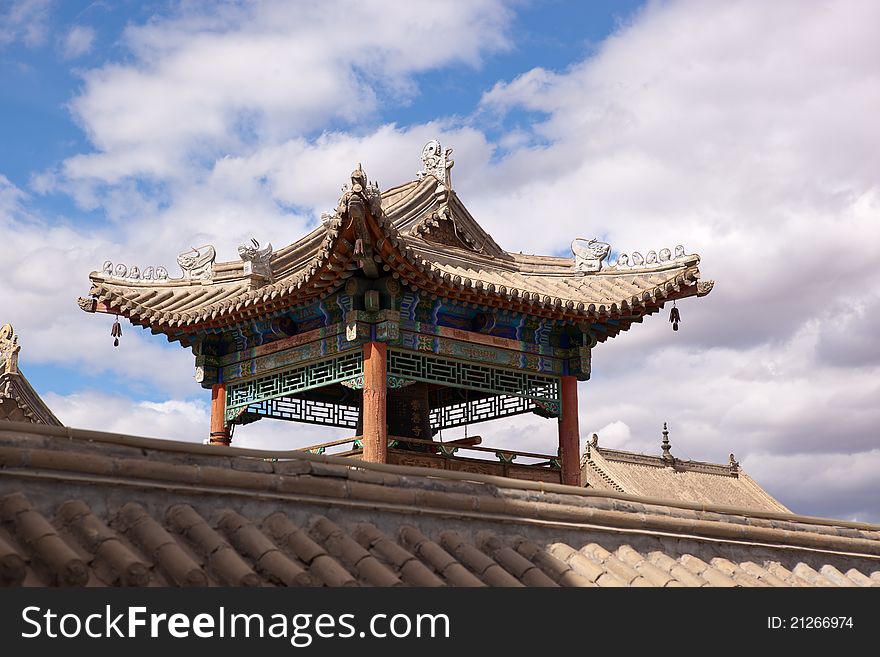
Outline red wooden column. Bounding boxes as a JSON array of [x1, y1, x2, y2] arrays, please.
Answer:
[[362, 342, 388, 463], [209, 383, 231, 446], [559, 376, 581, 486]]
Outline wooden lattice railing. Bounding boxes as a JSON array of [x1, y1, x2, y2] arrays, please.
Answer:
[[297, 435, 562, 484]]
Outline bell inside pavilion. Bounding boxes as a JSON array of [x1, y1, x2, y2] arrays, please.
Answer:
[[78, 140, 713, 486]]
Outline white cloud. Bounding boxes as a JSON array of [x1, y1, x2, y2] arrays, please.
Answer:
[[460, 0, 880, 520], [61, 24, 95, 59], [0, 0, 52, 47], [45, 390, 351, 450], [11, 0, 880, 523], [45, 392, 209, 441], [63, 0, 512, 184], [0, 175, 199, 397]]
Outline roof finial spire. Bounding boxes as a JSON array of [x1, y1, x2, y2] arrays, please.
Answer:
[[661, 422, 674, 462]]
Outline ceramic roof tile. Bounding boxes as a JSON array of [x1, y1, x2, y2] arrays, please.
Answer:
[[403, 528, 485, 587], [819, 564, 857, 587], [615, 545, 675, 587], [764, 562, 807, 587], [262, 513, 355, 587], [2, 423, 879, 587], [479, 534, 558, 587], [309, 516, 402, 587], [580, 543, 645, 586], [647, 551, 708, 587], [352, 523, 444, 587], [738, 561, 790, 587], [679, 554, 737, 587], [440, 531, 522, 587], [511, 537, 593, 587], [545, 543, 603, 585], [0, 532, 26, 586], [217, 510, 313, 587], [709, 557, 769, 587], [114, 502, 208, 586], [792, 563, 838, 587], [56, 500, 150, 586], [1, 493, 88, 586], [167, 504, 261, 587], [843, 568, 876, 587]]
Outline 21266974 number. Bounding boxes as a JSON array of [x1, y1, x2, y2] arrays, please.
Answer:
[[768, 616, 854, 629]]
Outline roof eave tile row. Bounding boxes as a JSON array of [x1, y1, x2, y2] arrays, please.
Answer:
[[82, 174, 713, 340]]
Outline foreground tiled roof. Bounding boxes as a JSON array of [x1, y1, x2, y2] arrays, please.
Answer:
[[81, 146, 713, 344], [1, 422, 877, 587], [580, 436, 789, 513]]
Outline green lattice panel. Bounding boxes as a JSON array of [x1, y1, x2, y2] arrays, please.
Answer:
[[226, 352, 363, 419], [387, 349, 560, 406]]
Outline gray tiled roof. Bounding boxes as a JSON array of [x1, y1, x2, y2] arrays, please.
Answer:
[[83, 172, 712, 340], [1, 422, 877, 587], [581, 442, 789, 513]]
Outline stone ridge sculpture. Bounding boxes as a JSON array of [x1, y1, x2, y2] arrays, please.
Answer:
[[177, 245, 216, 280], [417, 139, 454, 189], [238, 239, 274, 281], [571, 238, 611, 272]]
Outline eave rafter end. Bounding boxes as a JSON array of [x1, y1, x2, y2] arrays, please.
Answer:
[[76, 297, 97, 313], [696, 280, 715, 297]]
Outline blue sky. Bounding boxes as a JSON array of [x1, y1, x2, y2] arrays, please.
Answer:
[[1, 0, 879, 522]]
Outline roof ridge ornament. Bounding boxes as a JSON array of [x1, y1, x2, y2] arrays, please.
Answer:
[[100, 261, 169, 281], [417, 139, 454, 189], [336, 163, 381, 278], [661, 422, 674, 464], [572, 238, 610, 272], [238, 238, 274, 286], [614, 244, 687, 269], [337, 163, 383, 217], [0, 323, 21, 375], [177, 245, 216, 280]]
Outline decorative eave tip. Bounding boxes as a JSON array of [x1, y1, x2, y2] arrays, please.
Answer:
[[77, 297, 96, 313], [696, 280, 715, 296]]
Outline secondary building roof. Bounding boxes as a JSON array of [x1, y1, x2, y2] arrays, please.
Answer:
[[580, 428, 789, 513], [0, 324, 61, 427]]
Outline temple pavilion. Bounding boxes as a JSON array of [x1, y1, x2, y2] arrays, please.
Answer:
[[78, 140, 713, 486]]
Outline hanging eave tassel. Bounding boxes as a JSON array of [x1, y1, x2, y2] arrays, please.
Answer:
[[111, 316, 123, 347], [669, 301, 681, 331]]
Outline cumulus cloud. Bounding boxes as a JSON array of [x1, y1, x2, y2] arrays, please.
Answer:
[[9, 0, 880, 522], [61, 24, 95, 59], [0, 175, 199, 397], [63, 0, 512, 184], [0, 0, 52, 48], [45, 390, 350, 450], [462, 0, 880, 520]]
